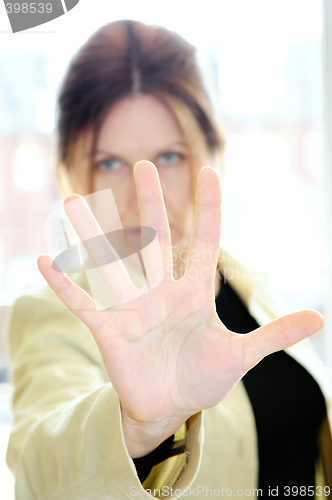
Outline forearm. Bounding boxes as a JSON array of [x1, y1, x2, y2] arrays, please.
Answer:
[[6, 293, 203, 498]]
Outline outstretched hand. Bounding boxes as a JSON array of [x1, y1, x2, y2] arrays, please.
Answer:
[[37, 160, 324, 457]]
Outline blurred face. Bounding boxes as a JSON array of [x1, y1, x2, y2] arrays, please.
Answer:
[[91, 94, 203, 254]]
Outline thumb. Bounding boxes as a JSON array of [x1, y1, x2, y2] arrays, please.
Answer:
[[241, 309, 324, 372]]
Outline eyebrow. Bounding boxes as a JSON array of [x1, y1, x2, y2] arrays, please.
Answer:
[[94, 141, 187, 157]]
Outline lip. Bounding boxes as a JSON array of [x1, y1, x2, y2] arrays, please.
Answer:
[[127, 226, 141, 236]]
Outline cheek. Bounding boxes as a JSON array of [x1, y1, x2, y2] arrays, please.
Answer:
[[161, 163, 191, 201], [93, 173, 128, 219], [93, 172, 107, 193]]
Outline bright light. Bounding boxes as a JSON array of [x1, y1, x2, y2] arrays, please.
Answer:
[[35, 90, 56, 133], [12, 139, 47, 192]]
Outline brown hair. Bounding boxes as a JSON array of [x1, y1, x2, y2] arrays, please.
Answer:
[[55, 19, 226, 198]]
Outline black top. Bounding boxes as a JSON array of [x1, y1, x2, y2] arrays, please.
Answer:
[[133, 275, 326, 496]]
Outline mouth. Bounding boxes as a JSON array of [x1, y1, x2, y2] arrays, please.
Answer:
[[126, 226, 141, 236]]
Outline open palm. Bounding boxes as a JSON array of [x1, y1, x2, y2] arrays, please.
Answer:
[[38, 160, 324, 456]]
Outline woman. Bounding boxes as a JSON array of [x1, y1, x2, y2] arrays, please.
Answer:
[[6, 19, 332, 499]]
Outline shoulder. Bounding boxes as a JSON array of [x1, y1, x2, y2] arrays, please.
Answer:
[[9, 269, 87, 321], [6, 270, 90, 358], [217, 245, 287, 324]]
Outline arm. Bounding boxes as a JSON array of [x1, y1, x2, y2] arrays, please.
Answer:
[[5, 292, 202, 500], [15, 161, 323, 499]]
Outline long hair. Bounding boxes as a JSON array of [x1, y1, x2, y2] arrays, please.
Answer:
[[55, 19, 226, 198]]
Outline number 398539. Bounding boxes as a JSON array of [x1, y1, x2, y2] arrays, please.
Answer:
[[5, 3, 53, 14]]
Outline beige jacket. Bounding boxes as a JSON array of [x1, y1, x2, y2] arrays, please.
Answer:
[[5, 249, 332, 499]]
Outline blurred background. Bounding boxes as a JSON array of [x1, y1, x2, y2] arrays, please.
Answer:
[[0, 0, 331, 495]]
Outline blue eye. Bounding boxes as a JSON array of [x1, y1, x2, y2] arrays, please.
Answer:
[[98, 159, 121, 171], [159, 152, 181, 164]]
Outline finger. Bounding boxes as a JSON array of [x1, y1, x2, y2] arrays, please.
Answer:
[[185, 167, 222, 283], [241, 309, 325, 372], [63, 194, 139, 305], [37, 255, 108, 342], [133, 160, 172, 283]]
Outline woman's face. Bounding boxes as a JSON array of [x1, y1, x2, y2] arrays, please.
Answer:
[[91, 94, 204, 254]]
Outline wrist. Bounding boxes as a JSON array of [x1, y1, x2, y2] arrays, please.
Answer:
[[120, 405, 188, 458]]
